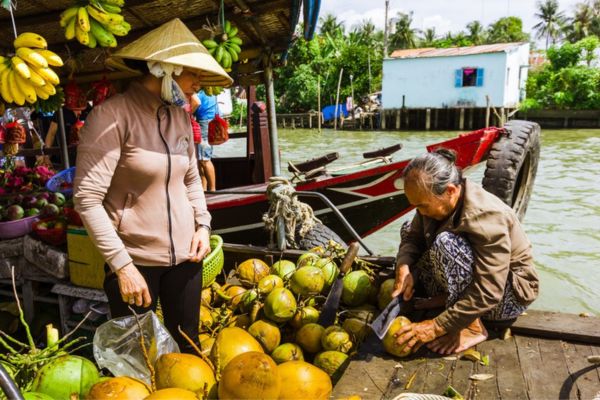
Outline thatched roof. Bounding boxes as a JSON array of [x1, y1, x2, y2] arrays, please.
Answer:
[[0, 0, 312, 85]]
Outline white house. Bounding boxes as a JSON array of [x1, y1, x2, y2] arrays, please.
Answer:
[[382, 43, 530, 109]]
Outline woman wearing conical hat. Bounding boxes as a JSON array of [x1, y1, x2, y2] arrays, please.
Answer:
[[73, 19, 233, 352]]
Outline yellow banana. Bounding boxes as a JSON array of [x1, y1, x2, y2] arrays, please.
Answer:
[[37, 50, 63, 67], [0, 59, 8, 75], [65, 17, 76, 40], [60, 7, 79, 27], [77, 7, 91, 33], [87, 5, 123, 25], [27, 68, 46, 87], [87, 30, 98, 48], [98, 2, 122, 13], [34, 85, 50, 100], [75, 24, 90, 46], [14, 72, 37, 104], [38, 83, 56, 97], [11, 56, 31, 80], [8, 70, 25, 106], [101, 0, 124, 6], [0, 68, 14, 104], [35, 67, 60, 86], [14, 32, 47, 50], [106, 22, 128, 36], [16, 47, 48, 69]]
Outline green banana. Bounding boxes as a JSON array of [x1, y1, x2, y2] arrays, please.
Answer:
[[229, 36, 243, 46], [90, 19, 117, 47], [214, 45, 224, 63], [228, 26, 238, 38], [87, 30, 98, 48], [60, 7, 79, 27], [106, 22, 129, 36], [98, 2, 122, 13], [228, 42, 242, 54], [224, 20, 231, 34], [202, 39, 219, 49], [99, 0, 124, 6], [228, 47, 239, 62], [208, 47, 216, 55], [221, 50, 231, 69]]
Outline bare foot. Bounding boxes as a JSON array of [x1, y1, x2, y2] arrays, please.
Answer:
[[426, 318, 488, 355]]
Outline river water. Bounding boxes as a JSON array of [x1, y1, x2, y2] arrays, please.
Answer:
[[214, 128, 600, 315]]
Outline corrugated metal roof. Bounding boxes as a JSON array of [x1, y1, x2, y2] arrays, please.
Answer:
[[389, 42, 527, 59]]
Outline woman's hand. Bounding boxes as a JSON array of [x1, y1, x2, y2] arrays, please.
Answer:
[[115, 263, 151, 307], [189, 227, 211, 262], [391, 264, 415, 301], [394, 319, 446, 353]]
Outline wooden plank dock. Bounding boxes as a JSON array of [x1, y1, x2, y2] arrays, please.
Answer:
[[333, 311, 600, 399]]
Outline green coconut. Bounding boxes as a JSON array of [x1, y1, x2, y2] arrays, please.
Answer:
[[22, 393, 54, 400], [296, 252, 320, 268], [31, 355, 100, 400], [239, 289, 259, 313], [321, 326, 353, 353], [271, 260, 296, 280], [290, 266, 325, 297], [264, 287, 297, 323], [345, 304, 379, 323], [378, 278, 396, 310], [248, 320, 282, 353], [342, 317, 370, 343], [341, 270, 373, 307], [257, 274, 284, 295], [271, 343, 305, 364], [315, 257, 339, 288], [383, 316, 413, 357], [295, 323, 325, 354], [290, 306, 320, 329], [313, 351, 349, 381]]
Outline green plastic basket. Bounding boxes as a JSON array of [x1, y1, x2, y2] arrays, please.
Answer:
[[202, 235, 224, 287]]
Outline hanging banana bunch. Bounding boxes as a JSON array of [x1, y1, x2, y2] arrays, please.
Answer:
[[60, 0, 130, 48], [202, 20, 243, 71], [0, 33, 64, 107]]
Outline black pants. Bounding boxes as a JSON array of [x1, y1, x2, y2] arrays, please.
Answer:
[[104, 261, 202, 353]]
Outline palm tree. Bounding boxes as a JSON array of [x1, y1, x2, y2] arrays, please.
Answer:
[[466, 21, 486, 45], [420, 28, 437, 47], [319, 14, 344, 37], [534, 0, 567, 49], [389, 12, 419, 50], [565, 2, 594, 42]]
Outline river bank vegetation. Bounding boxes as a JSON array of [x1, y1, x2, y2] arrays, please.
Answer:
[[269, 0, 600, 113]]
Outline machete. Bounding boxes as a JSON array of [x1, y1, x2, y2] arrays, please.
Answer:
[[317, 242, 360, 327]]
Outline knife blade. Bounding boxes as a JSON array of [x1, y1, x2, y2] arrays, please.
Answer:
[[317, 242, 360, 327], [370, 296, 404, 340]]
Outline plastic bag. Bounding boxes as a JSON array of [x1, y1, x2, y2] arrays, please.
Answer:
[[208, 114, 229, 145], [93, 311, 179, 384]]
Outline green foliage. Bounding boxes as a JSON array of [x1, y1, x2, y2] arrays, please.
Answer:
[[546, 42, 582, 69], [486, 16, 530, 43]]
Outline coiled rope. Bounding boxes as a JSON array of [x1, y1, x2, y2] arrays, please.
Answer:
[[262, 177, 320, 248]]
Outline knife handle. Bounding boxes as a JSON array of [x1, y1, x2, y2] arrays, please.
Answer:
[[339, 242, 359, 276]]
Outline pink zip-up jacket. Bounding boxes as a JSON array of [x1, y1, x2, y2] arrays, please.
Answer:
[[74, 82, 211, 272]]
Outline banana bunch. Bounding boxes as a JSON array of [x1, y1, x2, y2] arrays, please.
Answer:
[[203, 86, 223, 96], [35, 86, 65, 113], [202, 20, 243, 71], [60, 0, 130, 49], [0, 32, 63, 107]]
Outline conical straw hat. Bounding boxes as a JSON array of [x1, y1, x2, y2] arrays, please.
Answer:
[[108, 18, 233, 87]]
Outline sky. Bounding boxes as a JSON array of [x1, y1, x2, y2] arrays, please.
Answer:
[[319, 0, 582, 39]]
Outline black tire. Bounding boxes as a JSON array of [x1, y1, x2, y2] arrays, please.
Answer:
[[482, 120, 541, 221], [296, 222, 348, 250]]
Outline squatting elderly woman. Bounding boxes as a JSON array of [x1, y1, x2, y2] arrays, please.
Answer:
[[73, 19, 232, 351], [392, 148, 539, 354]]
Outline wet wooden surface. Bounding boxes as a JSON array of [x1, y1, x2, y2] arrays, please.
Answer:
[[333, 313, 600, 400]]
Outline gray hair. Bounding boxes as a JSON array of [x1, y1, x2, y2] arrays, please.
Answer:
[[403, 148, 462, 195]]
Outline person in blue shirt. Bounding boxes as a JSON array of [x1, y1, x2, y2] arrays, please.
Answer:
[[191, 90, 219, 191]]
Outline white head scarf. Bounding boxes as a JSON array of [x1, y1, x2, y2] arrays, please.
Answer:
[[147, 61, 187, 105]]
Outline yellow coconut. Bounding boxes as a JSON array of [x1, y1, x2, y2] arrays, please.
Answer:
[[277, 360, 332, 400], [218, 352, 281, 399], [248, 319, 281, 353], [87, 376, 151, 400], [237, 258, 270, 286], [258, 274, 284, 295], [382, 316, 412, 357], [144, 388, 198, 399], [224, 285, 247, 309], [155, 353, 216, 398], [198, 333, 215, 356], [295, 323, 325, 354], [210, 327, 264, 373], [199, 305, 213, 330]]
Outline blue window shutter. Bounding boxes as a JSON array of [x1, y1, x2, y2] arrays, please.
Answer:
[[476, 68, 485, 86], [455, 69, 463, 87]]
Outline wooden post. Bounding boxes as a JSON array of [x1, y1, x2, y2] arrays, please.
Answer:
[[317, 75, 321, 133], [425, 108, 431, 131], [459, 108, 465, 130], [291, 117, 295, 129], [300, 115, 304, 129], [309, 114, 312, 129], [57, 108, 70, 169], [404, 109, 409, 129], [381, 109, 387, 130], [468, 108, 474, 130], [334, 68, 344, 131], [485, 95, 491, 127], [500, 107, 505, 126], [369, 113, 373, 129], [434, 109, 439, 130], [263, 63, 281, 175]]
